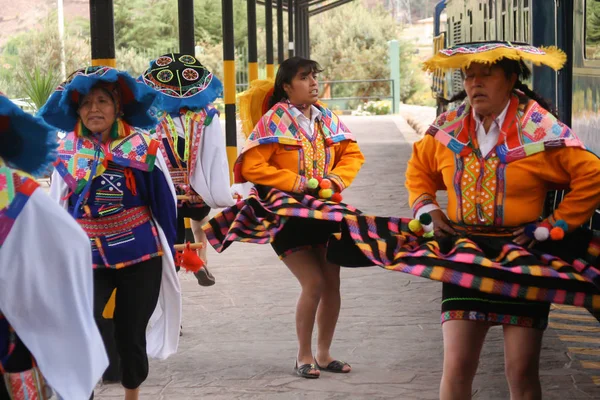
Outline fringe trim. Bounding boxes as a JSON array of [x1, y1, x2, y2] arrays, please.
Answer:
[[423, 45, 567, 72]]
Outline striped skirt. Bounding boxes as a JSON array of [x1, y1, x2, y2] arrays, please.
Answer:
[[326, 215, 600, 313], [202, 185, 361, 254]]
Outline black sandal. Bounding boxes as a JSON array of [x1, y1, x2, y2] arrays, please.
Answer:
[[294, 361, 320, 379], [315, 359, 351, 373]]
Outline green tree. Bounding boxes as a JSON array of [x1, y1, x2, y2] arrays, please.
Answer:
[[0, 12, 90, 99]]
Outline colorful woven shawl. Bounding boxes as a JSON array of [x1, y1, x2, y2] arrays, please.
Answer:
[[54, 129, 159, 194], [426, 95, 587, 163], [0, 159, 39, 248]]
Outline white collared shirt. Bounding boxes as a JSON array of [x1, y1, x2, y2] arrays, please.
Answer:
[[472, 100, 510, 157], [289, 104, 322, 139]]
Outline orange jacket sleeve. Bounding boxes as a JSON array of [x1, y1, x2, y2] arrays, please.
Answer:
[[240, 144, 306, 193], [539, 148, 600, 231], [405, 135, 446, 212], [327, 141, 365, 191]]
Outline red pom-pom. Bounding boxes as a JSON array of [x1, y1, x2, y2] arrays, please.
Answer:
[[319, 179, 332, 189], [331, 192, 343, 203], [316, 176, 323, 183], [550, 227, 565, 241], [539, 221, 552, 230], [175, 242, 205, 273]]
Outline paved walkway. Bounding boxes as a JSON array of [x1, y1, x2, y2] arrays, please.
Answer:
[[95, 116, 600, 399]]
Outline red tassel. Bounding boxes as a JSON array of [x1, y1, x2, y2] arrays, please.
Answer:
[[175, 242, 205, 273], [124, 168, 137, 195]]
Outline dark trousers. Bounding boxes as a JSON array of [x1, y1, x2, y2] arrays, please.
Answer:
[[93, 258, 162, 390]]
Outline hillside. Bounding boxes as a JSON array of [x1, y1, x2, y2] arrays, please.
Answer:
[[0, 0, 88, 46]]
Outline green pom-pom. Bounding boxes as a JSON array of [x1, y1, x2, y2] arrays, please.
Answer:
[[419, 213, 432, 225], [423, 231, 435, 239], [307, 178, 319, 190]]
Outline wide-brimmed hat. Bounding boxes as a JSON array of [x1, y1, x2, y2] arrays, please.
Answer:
[[423, 41, 567, 73], [0, 94, 57, 176], [140, 53, 222, 113], [39, 66, 160, 132]]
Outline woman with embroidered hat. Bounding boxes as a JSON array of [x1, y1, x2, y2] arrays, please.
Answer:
[[0, 93, 108, 399], [141, 53, 235, 286], [203, 57, 365, 378], [39, 66, 181, 400], [327, 42, 600, 399]]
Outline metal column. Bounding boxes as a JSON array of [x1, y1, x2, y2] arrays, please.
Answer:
[[222, 0, 237, 180], [178, 0, 195, 55], [247, 0, 259, 81], [288, 0, 294, 58], [303, 6, 310, 58], [277, 0, 284, 64], [294, 1, 302, 57], [89, 0, 116, 67], [265, 0, 275, 78], [293, 2, 310, 58]]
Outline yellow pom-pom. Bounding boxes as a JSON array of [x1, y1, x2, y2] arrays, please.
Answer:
[[319, 188, 333, 199], [408, 219, 422, 233]]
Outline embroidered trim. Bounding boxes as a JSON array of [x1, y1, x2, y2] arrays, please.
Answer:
[[412, 193, 438, 217], [77, 206, 152, 237]]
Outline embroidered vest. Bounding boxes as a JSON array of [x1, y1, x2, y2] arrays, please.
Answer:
[[234, 102, 354, 183], [153, 107, 217, 188]]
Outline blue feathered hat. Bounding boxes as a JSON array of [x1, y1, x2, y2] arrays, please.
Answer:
[[140, 53, 223, 113], [38, 66, 160, 132], [0, 94, 58, 176]]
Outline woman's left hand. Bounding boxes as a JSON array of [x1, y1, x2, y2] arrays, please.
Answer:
[[513, 227, 535, 248]]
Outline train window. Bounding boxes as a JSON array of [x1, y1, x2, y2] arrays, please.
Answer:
[[513, 0, 519, 41], [502, 0, 506, 12], [489, 0, 493, 18], [523, 3, 530, 42], [586, 0, 600, 59], [484, 4, 488, 40], [469, 10, 473, 41], [524, 0, 528, 6]]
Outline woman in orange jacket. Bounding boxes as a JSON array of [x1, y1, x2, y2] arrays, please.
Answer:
[[203, 57, 364, 378], [327, 42, 600, 399]]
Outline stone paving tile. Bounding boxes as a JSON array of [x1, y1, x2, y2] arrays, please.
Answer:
[[95, 116, 599, 399]]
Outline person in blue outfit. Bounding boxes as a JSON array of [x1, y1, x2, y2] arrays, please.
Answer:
[[40, 66, 182, 400]]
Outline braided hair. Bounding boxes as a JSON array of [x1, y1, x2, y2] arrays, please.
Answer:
[[437, 58, 557, 117]]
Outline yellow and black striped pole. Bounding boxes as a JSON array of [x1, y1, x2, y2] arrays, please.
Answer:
[[178, 0, 195, 54], [287, 0, 294, 58], [277, 0, 284, 64], [247, 0, 259, 82], [89, 0, 116, 67], [90, 0, 120, 381], [222, 0, 237, 181], [265, 0, 275, 78]]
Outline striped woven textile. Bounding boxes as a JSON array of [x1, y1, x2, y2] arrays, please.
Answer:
[[203, 185, 361, 253], [327, 215, 600, 310]]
